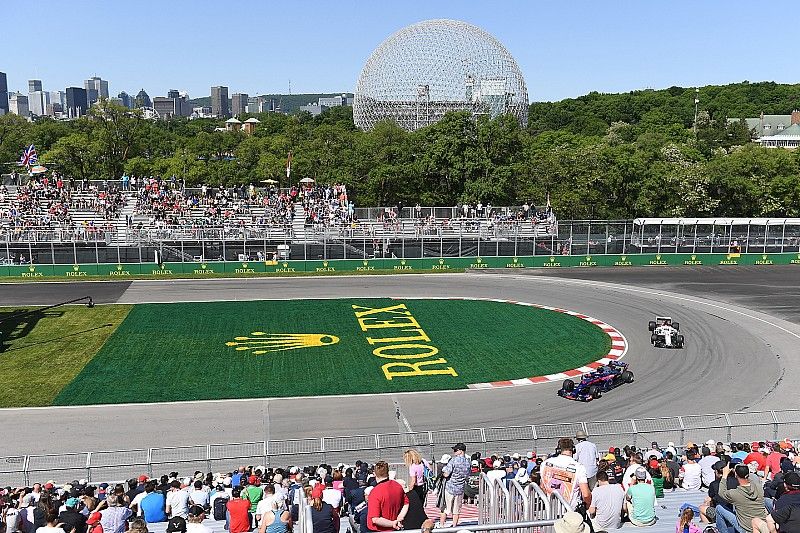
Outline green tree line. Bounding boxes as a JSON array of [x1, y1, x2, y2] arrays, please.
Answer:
[[2, 81, 800, 218]]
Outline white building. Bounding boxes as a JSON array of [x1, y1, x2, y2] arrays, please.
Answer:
[[9, 93, 29, 116]]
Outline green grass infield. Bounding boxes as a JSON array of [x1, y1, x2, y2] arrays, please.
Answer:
[[3, 298, 612, 407]]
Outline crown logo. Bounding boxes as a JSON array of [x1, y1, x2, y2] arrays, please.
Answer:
[[549, 256, 555, 262], [401, 259, 406, 265], [28, 265, 35, 272], [283, 262, 288, 267], [476, 257, 482, 263], [117, 264, 123, 270], [762, 254, 768, 260], [242, 263, 248, 268], [691, 255, 696, 260], [226, 332, 340, 355], [585, 256, 591, 261], [73, 265, 79, 271], [323, 261, 329, 267], [201, 263, 207, 269], [656, 254, 661, 260], [160, 264, 165, 269], [439, 258, 444, 264], [363, 260, 368, 266], [513, 257, 518, 263], [621, 256, 626, 261]]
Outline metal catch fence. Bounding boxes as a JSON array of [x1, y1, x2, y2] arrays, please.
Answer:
[[4, 409, 800, 486]]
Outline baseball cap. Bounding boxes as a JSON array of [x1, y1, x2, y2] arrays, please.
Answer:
[[439, 454, 451, 464], [87, 512, 102, 525], [706, 439, 716, 447], [452, 443, 466, 452], [248, 475, 260, 485], [635, 467, 647, 480], [713, 460, 727, 471], [138, 475, 149, 482], [526, 452, 533, 459], [493, 460, 502, 468], [648, 459, 659, 469], [785, 472, 800, 489], [66, 497, 80, 508], [603, 453, 616, 461], [166, 516, 187, 533], [44, 483, 54, 490], [311, 484, 324, 499]]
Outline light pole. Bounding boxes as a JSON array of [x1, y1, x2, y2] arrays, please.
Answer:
[[693, 88, 700, 135]]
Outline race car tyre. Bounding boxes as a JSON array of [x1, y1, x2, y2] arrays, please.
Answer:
[[562, 379, 575, 392], [648, 321, 656, 332], [588, 385, 601, 399], [650, 333, 658, 344], [622, 370, 634, 383], [672, 322, 680, 331], [676, 334, 684, 347]]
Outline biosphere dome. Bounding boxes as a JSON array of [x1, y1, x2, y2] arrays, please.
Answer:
[[353, 19, 529, 131]]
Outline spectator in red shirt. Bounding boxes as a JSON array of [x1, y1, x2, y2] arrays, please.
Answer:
[[227, 487, 251, 533], [743, 449, 767, 476], [367, 461, 409, 532], [763, 443, 786, 481]]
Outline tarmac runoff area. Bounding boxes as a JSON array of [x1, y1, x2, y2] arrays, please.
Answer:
[[0, 266, 799, 455]]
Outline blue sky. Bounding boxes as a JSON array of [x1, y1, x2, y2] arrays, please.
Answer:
[[3, 0, 797, 102]]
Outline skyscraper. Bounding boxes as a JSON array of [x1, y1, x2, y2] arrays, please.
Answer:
[[9, 93, 29, 116], [29, 90, 50, 116], [0, 72, 8, 115], [84, 76, 109, 106], [231, 93, 248, 117], [135, 88, 151, 108], [28, 80, 43, 92], [118, 91, 132, 108], [66, 87, 88, 118], [211, 86, 229, 118]]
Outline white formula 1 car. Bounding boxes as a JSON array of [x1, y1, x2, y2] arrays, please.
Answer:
[[648, 316, 684, 348]]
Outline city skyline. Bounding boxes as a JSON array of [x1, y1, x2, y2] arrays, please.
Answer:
[[2, 0, 798, 104]]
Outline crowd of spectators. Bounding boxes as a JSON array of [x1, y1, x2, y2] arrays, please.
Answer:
[[297, 184, 354, 230], [3, 435, 799, 533]]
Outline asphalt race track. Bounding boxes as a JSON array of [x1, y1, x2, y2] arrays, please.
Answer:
[[1, 266, 799, 455]]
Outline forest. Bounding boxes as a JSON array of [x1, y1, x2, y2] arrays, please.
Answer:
[[1, 81, 800, 219]]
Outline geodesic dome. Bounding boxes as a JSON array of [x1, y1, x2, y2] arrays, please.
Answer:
[[353, 19, 529, 132]]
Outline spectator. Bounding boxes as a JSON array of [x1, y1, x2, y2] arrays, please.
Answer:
[[664, 453, 681, 486], [648, 460, 664, 498], [189, 481, 209, 509], [84, 513, 102, 533], [625, 468, 657, 527], [186, 506, 213, 533], [676, 508, 701, 533], [764, 458, 796, 512], [227, 487, 252, 533], [699, 447, 719, 488], [255, 499, 288, 533], [439, 443, 470, 527], [680, 452, 702, 491], [763, 443, 786, 481], [128, 519, 149, 533], [99, 495, 132, 533], [57, 498, 86, 533], [700, 460, 735, 524], [140, 481, 167, 523], [367, 461, 408, 532], [308, 485, 334, 533], [486, 460, 506, 485], [623, 454, 652, 491], [761, 471, 800, 533], [166, 516, 187, 533], [589, 470, 624, 531], [166, 481, 190, 519], [575, 430, 599, 490], [244, 476, 263, 515], [403, 449, 427, 504], [716, 463, 766, 533], [394, 480, 431, 531], [35, 512, 65, 533], [541, 438, 592, 509], [554, 511, 589, 533]]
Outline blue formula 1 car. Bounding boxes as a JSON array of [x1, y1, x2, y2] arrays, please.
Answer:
[[557, 361, 634, 401]]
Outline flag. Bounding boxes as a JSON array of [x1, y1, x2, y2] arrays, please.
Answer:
[[19, 145, 38, 169], [286, 151, 292, 179], [546, 192, 551, 209]]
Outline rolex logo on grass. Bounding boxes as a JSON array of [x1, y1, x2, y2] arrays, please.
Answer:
[[226, 332, 340, 355]]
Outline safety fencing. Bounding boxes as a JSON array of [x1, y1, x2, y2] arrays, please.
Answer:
[[0, 251, 799, 278], [479, 474, 570, 532], [3, 409, 800, 487]]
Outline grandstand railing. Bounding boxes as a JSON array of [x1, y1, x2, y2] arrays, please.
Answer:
[[4, 409, 800, 487]]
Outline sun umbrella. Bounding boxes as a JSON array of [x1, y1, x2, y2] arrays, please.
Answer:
[[260, 179, 278, 184], [299, 177, 315, 184], [29, 165, 48, 174]]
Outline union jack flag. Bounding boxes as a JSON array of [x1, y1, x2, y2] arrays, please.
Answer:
[[19, 145, 38, 168]]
